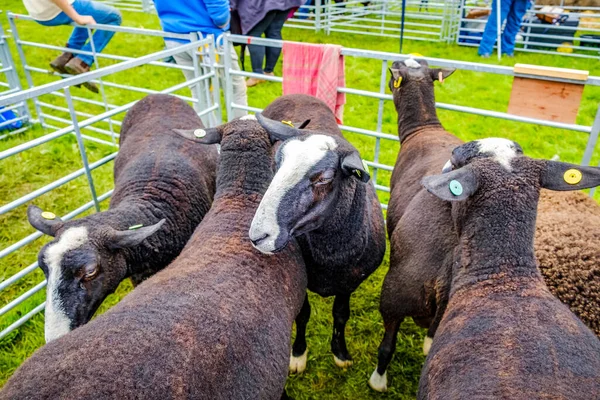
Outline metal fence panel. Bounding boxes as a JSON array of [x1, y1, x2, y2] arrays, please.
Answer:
[[220, 33, 600, 210], [457, 0, 600, 60], [0, 18, 221, 340]]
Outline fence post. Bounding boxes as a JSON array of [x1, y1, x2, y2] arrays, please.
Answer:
[[208, 36, 222, 125], [0, 23, 30, 123], [8, 13, 44, 127], [64, 87, 101, 212], [86, 24, 116, 145], [316, 0, 322, 32], [223, 34, 234, 121], [581, 104, 600, 167]]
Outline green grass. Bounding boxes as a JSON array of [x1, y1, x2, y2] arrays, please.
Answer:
[[1, 1, 599, 398]]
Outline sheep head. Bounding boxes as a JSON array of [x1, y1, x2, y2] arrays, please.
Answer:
[[388, 58, 455, 93], [27, 205, 165, 342], [249, 115, 370, 254], [422, 138, 600, 230]]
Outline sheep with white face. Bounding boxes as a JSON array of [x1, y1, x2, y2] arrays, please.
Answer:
[[249, 111, 386, 371]]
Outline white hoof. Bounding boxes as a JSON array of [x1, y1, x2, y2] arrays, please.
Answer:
[[423, 336, 433, 356], [333, 355, 353, 368], [289, 349, 308, 374], [369, 369, 388, 392]]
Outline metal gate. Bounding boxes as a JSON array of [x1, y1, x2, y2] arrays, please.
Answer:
[[0, 17, 220, 340]]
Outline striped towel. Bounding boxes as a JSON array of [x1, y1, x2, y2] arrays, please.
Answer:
[[282, 42, 345, 124]]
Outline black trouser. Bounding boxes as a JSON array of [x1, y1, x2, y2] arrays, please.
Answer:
[[247, 9, 289, 74]]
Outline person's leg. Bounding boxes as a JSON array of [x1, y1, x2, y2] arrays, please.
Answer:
[[501, 0, 528, 55], [37, 13, 83, 73], [71, 0, 122, 66], [478, 0, 511, 56], [263, 10, 289, 74], [247, 11, 276, 74], [165, 40, 210, 125]]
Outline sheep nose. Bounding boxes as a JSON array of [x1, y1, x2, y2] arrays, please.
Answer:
[[250, 233, 270, 247]]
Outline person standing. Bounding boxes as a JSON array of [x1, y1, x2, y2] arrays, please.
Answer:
[[232, 0, 303, 87], [22, 0, 122, 93], [153, 0, 248, 122], [478, 0, 530, 58]]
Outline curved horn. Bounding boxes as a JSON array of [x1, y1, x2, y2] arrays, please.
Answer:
[[107, 219, 166, 249], [27, 205, 64, 237], [171, 126, 223, 145], [256, 113, 303, 143]]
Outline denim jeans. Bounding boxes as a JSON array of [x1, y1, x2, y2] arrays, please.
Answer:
[[247, 9, 289, 74], [37, 0, 122, 66], [478, 0, 528, 56], [165, 40, 248, 125]]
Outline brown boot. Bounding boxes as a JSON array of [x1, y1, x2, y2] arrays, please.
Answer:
[[50, 52, 74, 74], [64, 57, 99, 94]]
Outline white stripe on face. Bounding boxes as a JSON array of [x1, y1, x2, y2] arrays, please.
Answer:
[[249, 134, 338, 253], [43, 226, 88, 342], [477, 138, 519, 170]]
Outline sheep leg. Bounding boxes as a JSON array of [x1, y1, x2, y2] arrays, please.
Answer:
[[369, 317, 402, 392], [331, 293, 353, 368], [289, 294, 310, 374]]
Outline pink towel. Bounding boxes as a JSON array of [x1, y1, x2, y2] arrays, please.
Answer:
[[282, 42, 345, 124]]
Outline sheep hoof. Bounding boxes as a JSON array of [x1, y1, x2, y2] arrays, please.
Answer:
[[369, 369, 388, 392], [289, 349, 308, 374], [423, 336, 433, 356], [333, 355, 353, 368]]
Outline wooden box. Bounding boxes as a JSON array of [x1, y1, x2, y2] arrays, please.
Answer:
[[508, 64, 588, 124]]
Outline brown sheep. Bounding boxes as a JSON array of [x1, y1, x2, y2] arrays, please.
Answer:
[[1, 117, 307, 400], [370, 58, 600, 392], [418, 139, 600, 400]]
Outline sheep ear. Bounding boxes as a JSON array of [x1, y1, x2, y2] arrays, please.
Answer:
[[171, 127, 222, 144], [341, 152, 370, 183], [389, 68, 403, 91], [421, 166, 478, 202], [107, 219, 166, 249], [541, 161, 600, 191], [27, 205, 64, 237], [256, 113, 303, 143], [430, 68, 456, 83]]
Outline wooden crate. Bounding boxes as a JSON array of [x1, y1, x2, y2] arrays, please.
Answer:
[[508, 64, 588, 124]]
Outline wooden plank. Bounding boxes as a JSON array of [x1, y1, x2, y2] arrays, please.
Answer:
[[508, 77, 583, 124], [514, 63, 589, 82]]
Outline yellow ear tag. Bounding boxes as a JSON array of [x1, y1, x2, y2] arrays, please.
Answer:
[[438, 71, 444, 84], [564, 169, 582, 185], [354, 169, 362, 178], [393, 77, 402, 88], [281, 120, 294, 127], [128, 224, 144, 230], [41, 211, 56, 220]]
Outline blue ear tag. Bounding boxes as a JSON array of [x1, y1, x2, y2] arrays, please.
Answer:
[[449, 180, 463, 196], [128, 224, 144, 230]]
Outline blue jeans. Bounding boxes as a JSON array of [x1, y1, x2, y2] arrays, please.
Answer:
[[37, 0, 122, 66], [478, 0, 528, 56], [297, 0, 313, 20], [247, 9, 289, 74]]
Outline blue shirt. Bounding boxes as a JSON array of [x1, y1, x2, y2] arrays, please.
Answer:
[[154, 0, 230, 42]]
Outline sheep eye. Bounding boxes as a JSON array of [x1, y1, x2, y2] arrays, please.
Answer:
[[82, 266, 98, 281], [312, 170, 335, 186]]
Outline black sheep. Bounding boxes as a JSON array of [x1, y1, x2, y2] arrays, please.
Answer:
[[27, 94, 217, 342], [250, 94, 387, 371]]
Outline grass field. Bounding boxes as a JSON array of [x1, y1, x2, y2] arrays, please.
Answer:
[[0, 1, 599, 398]]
